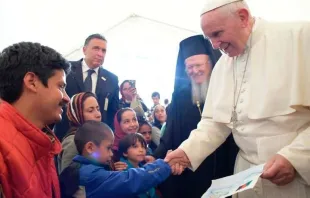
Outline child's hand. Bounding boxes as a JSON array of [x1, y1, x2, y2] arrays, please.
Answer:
[[145, 155, 156, 164], [164, 149, 190, 175], [114, 162, 128, 171]]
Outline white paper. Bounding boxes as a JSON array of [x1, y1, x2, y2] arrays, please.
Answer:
[[202, 164, 265, 198]]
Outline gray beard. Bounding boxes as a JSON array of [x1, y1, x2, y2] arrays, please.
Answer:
[[191, 79, 209, 105]]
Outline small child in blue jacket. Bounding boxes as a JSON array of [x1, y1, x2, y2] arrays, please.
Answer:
[[59, 120, 171, 198], [119, 133, 159, 198]]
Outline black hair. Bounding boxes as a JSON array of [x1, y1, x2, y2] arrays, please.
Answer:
[[116, 107, 135, 123], [120, 80, 130, 91], [118, 133, 147, 158], [136, 115, 148, 123], [138, 119, 152, 129], [151, 92, 160, 99], [74, 120, 113, 155], [0, 42, 71, 103], [84, 34, 107, 46], [164, 99, 169, 105]]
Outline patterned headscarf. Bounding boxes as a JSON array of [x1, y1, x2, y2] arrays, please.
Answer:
[[67, 92, 97, 128]]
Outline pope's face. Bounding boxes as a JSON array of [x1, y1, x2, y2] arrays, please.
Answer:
[[201, 8, 251, 57]]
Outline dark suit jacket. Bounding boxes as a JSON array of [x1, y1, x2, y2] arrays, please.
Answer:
[[54, 59, 119, 140]]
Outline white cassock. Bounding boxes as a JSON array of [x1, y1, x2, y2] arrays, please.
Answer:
[[179, 18, 310, 198]]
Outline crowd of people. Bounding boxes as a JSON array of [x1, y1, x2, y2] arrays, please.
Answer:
[[0, 0, 310, 198]]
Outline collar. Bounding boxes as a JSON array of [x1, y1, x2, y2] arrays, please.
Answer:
[[82, 59, 100, 74], [242, 17, 259, 55], [0, 101, 61, 159], [120, 157, 142, 169]]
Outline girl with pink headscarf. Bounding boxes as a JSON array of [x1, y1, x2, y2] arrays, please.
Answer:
[[112, 108, 139, 161]]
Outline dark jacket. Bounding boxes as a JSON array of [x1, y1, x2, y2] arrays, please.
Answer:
[[148, 141, 157, 155], [59, 155, 171, 198], [54, 59, 119, 140]]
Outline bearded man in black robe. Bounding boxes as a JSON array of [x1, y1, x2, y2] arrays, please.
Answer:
[[152, 35, 238, 198]]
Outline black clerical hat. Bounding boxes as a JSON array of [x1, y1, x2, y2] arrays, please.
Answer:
[[174, 35, 221, 92]]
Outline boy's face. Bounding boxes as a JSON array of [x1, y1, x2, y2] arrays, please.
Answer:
[[152, 96, 160, 105], [89, 133, 114, 164], [124, 141, 146, 163]]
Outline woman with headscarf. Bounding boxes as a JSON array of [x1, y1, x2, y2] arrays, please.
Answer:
[[119, 80, 149, 117], [57, 92, 102, 173]]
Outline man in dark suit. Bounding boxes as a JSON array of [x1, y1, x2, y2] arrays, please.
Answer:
[[54, 34, 119, 140]]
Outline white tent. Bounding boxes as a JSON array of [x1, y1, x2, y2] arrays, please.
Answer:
[[1, 0, 309, 106]]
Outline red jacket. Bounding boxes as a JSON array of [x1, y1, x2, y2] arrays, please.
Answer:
[[0, 102, 62, 198]]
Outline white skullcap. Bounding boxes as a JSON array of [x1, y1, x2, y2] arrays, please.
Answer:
[[201, 0, 243, 15]]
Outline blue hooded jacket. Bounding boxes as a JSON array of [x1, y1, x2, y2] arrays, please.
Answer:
[[120, 157, 158, 198], [60, 155, 171, 198]]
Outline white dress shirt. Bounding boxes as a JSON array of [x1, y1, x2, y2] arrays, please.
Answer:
[[82, 60, 100, 93]]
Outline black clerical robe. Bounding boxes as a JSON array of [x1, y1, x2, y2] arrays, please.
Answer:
[[153, 84, 238, 198]]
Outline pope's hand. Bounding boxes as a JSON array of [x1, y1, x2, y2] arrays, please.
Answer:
[[261, 154, 296, 186], [164, 148, 191, 175]]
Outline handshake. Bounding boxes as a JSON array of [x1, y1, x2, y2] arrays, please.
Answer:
[[145, 149, 191, 175]]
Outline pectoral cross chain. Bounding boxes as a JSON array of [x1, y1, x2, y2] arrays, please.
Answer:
[[231, 110, 238, 130]]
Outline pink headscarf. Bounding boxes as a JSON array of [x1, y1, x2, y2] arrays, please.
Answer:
[[112, 108, 138, 151], [112, 110, 125, 151]]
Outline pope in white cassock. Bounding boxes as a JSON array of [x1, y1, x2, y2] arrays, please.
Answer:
[[165, 0, 310, 197]]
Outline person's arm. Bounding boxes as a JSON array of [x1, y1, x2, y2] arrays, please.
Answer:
[[59, 135, 78, 173], [277, 111, 310, 184], [130, 99, 145, 117], [175, 65, 232, 171], [141, 101, 149, 113], [275, 24, 310, 185], [0, 152, 11, 198], [179, 117, 231, 171], [89, 159, 171, 196]]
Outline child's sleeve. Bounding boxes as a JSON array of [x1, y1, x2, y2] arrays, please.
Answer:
[[90, 159, 171, 196]]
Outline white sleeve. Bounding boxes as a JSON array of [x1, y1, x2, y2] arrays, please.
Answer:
[[278, 113, 310, 185], [179, 117, 231, 171]]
